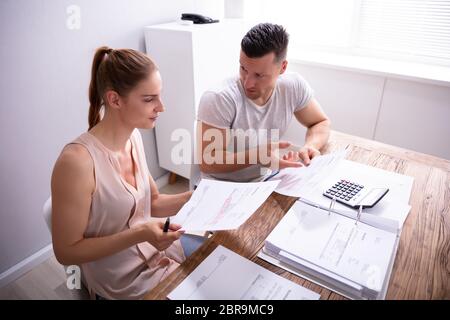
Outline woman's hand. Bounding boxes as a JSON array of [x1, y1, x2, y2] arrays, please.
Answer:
[[139, 221, 185, 251]]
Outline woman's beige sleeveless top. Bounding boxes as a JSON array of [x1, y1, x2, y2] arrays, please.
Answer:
[[69, 129, 185, 299]]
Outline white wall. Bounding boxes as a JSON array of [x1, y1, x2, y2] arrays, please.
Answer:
[[288, 64, 385, 139], [288, 63, 450, 160], [0, 0, 226, 277], [375, 79, 450, 159]]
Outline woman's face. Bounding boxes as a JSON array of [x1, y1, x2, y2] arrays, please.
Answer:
[[119, 70, 165, 129]]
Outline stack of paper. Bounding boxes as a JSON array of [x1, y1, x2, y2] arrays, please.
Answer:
[[259, 201, 400, 300], [269, 152, 414, 232]]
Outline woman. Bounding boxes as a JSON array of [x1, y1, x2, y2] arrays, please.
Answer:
[[51, 46, 196, 299]]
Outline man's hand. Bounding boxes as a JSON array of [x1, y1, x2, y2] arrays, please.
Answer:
[[282, 150, 301, 162], [297, 145, 321, 165], [268, 141, 304, 170]]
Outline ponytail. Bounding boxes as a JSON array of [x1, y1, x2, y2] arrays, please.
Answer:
[[87, 46, 157, 130], [88, 46, 111, 130]]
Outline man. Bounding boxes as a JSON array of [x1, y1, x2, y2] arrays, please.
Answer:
[[197, 23, 330, 182]]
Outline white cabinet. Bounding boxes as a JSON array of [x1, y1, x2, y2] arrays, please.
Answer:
[[144, 20, 248, 178]]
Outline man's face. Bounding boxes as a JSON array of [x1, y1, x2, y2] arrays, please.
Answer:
[[239, 50, 287, 102]]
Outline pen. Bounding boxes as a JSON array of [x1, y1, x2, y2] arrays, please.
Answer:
[[163, 217, 170, 233], [263, 170, 280, 182]]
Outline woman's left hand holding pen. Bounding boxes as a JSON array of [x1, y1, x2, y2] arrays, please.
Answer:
[[136, 219, 184, 251]]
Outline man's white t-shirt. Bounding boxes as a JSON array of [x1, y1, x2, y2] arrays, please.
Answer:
[[197, 72, 313, 182]]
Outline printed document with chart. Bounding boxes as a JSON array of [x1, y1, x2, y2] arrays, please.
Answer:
[[172, 179, 280, 232], [168, 245, 320, 300], [259, 201, 400, 300]]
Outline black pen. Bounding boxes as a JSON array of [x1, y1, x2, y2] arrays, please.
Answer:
[[263, 170, 280, 182], [163, 217, 170, 233]]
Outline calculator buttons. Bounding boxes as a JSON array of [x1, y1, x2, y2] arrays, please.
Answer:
[[324, 180, 366, 207]]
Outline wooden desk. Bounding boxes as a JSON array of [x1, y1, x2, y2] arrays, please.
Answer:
[[145, 131, 450, 300]]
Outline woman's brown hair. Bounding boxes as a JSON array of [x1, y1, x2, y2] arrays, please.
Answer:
[[88, 46, 157, 130]]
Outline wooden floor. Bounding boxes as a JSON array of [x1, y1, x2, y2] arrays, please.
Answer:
[[0, 256, 91, 300], [0, 177, 189, 300]]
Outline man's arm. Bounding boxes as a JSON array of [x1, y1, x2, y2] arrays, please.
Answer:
[[198, 121, 302, 174], [293, 98, 331, 164], [198, 121, 254, 174]]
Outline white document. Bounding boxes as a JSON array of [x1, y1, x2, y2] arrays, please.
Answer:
[[271, 151, 347, 197], [299, 159, 414, 230], [303, 159, 414, 204], [172, 179, 279, 232], [265, 201, 398, 295], [168, 245, 321, 300], [269, 149, 414, 230]]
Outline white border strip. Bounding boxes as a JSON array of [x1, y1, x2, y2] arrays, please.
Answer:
[[0, 244, 54, 288]]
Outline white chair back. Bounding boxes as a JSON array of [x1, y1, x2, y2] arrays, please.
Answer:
[[189, 120, 202, 190], [43, 196, 52, 234]]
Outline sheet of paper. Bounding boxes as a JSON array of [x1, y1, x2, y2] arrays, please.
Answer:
[[265, 201, 397, 293], [305, 159, 414, 204], [168, 245, 320, 300], [172, 179, 279, 232], [300, 159, 414, 229], [271, 151, 347, 197]]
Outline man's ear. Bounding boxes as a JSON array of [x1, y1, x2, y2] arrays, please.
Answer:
[[279, 60, 288, 74], [104, 90, 121, 110]]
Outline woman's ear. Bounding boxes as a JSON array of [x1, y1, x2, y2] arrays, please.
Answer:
[[104, 90, 121, 110]]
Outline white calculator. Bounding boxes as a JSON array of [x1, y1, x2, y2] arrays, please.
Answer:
[[323, 179, 389, 209]]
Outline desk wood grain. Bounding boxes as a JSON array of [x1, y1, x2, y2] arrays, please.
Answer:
[[145, 131, 450, 300]]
